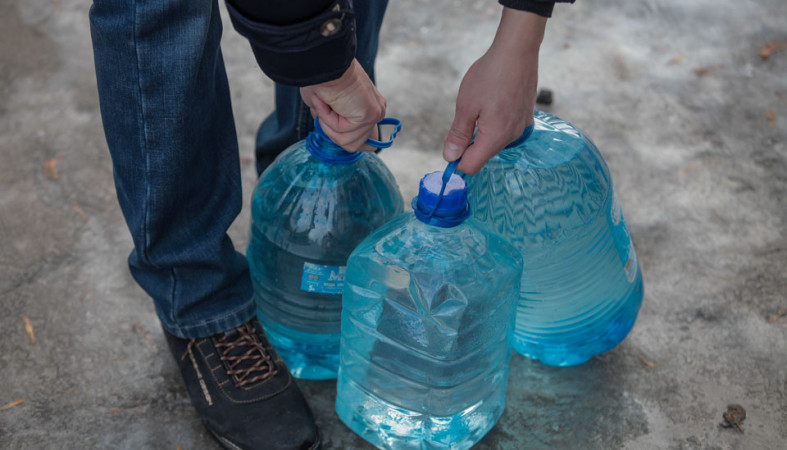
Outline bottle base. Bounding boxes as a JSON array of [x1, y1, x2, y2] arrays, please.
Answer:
[[256, 312, 339, 380], [335, 375, 503, 450], [514, 274, 644, 367]]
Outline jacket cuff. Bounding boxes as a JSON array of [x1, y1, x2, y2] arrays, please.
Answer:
[[499, 0, 556, 18], [226, 0, 356, 87]]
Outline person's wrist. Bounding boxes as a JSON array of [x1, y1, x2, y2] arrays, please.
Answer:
[[310, 58, 360, 92], [491, 7, 547, 56], [498, 0, 555, 18]]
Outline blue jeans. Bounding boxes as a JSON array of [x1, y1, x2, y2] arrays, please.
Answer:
[[89, 0, 387, 339]]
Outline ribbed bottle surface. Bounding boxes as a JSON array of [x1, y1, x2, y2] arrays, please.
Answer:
[[248, 141, 403, 379], [336, 211, 522, 449], [467, 110, 643, 367]]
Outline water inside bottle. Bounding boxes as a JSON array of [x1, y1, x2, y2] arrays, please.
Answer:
[[336, 172, 521, 449], [468, 111, 643, 366], [248, 124, 403, 379]]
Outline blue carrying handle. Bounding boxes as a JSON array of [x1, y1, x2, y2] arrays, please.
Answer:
[[313, 117, 402, 150], [309, 117, 402, 165], [364, 117, 402, 149], [442, 159, 465, 184]]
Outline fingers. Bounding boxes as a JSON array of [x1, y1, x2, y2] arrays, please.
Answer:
[[456, 127, 516, 175], [320, 119, 378, 152], [317, 104, 383, 152], [443, 106, 477, 163], [299, 59, 387, 152], [442, 87, 524, 175], [330, 90, 386, 152]]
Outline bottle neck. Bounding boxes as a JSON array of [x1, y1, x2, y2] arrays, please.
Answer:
[[306, 119, 364, 165], [412, 170, 470, 228], [412, 197, 470, 228]]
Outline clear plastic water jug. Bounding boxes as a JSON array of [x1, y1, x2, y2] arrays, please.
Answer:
[[466, 110, 644, 367], [336, 166, 522, 449], [247, 118, 404, 379]]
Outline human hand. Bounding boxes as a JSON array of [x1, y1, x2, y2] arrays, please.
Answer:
[[443, 8, 547, 174], [300, 58, 386, 152]]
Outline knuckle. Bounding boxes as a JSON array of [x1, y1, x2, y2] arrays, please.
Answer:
[[447, 127, 473, 143], [373, 102, 386, 122], [454, 100, 477, 117]]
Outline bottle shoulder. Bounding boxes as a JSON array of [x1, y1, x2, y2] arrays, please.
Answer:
[[468, 111, 617, 244], [257, 145, 395, 189], [350, 214, 522, 275], [492, 111, 608, 174], [250, 145, 403, 251], [253, 147, 402, 214]]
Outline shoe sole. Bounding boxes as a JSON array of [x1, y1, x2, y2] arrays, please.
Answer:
[[208, 427, 322, 450]]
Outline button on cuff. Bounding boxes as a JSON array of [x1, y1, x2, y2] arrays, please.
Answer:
[[320, 18, 343, 37]]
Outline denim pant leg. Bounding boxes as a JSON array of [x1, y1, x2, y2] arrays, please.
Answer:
[[89, 0, 255, 338], [254, 0, 389, 176]]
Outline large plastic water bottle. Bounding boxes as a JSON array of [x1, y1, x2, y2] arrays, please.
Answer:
[[336, 166, 522, 450], [466, 110, 644, 367], [247, 118, 404, 380]]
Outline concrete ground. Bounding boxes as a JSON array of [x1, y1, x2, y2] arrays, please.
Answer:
[[1, 0, 786, 448]]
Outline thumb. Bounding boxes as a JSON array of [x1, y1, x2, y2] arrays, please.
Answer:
[[443, 108, 477, 162]]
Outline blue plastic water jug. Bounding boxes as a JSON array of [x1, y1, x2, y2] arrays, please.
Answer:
[[247, 118, 404, 380], [336, 165, 522, 449], [466, 110, 644, 367]]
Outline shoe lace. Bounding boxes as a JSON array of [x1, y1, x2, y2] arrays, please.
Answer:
[[182, 322, 278, 388]]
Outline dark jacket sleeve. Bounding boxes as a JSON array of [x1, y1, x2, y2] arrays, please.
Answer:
[[499, 0, 575, 18], [226, 0, 356, 87]]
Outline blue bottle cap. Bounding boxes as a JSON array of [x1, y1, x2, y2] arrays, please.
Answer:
[[413, 171, 471, 227]]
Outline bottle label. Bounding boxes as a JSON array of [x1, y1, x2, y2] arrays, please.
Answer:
[[300, 262, 345, 294], [610, 192, 638, 283]]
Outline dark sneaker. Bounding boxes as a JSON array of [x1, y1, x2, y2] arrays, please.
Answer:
[[163, 319, 321, 450]]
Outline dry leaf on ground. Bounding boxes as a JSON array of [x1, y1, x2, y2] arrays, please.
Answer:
[[766, 110, 776, 128], [23, 316, 35, 345], [1, 399, 24, 411], [693, 65, 723, 76], [74, 204, 87, 221], [638, 353, 658, 369], [667, 54, 686, 65], [43, 158, 60, 180], [720, 404, 746, 433], [759, 41, 787, 60], [131, 318, 156, 352], [767, 306, 787, 324]]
